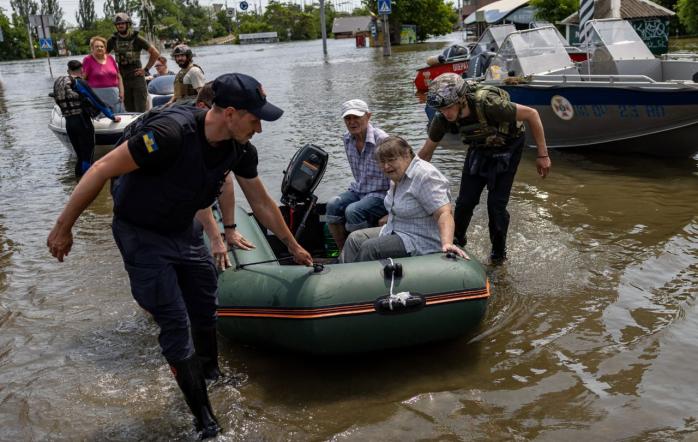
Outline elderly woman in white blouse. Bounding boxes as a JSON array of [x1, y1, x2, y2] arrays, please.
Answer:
[[340, 136, 468, 263]]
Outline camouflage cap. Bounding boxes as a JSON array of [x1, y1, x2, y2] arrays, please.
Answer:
[[427, 73, 466, 109], [113, 12, 131, 24]]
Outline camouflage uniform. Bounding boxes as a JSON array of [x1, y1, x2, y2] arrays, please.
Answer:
[[427, 73, 526, 261], [107, 30, 152, 112]]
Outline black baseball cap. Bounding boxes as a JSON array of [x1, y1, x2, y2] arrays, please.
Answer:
[[212, 73, 283, 121]]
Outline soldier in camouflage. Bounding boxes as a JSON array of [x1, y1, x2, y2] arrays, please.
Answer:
[[107, 12, 160, 112], [419, 73, 551, 264]]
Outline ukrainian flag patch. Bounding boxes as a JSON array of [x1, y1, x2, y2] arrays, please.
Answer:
[[143, 131, 159, 153]]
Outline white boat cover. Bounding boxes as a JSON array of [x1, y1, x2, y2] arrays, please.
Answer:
[[464, 0, 530, 25]]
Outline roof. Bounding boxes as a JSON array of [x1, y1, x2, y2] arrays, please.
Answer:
[[332, 16, 373, 34], [561, 0, 674, 24], [464, 0, 530, 25]]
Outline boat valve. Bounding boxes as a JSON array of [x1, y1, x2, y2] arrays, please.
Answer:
[[313, 263, 324, 273]]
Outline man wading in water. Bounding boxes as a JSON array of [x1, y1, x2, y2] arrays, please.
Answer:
[[47, 73, 312, 439]]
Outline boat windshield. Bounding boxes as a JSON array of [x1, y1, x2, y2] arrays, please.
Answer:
[[485, 27, 574, 80], [588, 20, 654, 60], [470, 24, 516, 59]]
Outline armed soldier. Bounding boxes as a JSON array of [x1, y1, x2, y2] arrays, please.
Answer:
[[419, 73, 551, 264], [107, 12, 160, 112], [168, 44, 205, 104]]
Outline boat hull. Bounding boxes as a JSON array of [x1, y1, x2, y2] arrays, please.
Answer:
[[414, 60, 469, 93], [216, 207, 490, 354], [501, 83, 698, 157], [48, 105, 140, 158]]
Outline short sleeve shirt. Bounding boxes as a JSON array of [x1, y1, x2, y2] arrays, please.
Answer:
[[380, 156, 451, 255], [428, 94, 517, 143], [127, 108, 258, 178], [183, 66, 206, 90]]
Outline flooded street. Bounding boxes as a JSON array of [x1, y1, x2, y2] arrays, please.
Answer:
[[1, 35, 697, 440]]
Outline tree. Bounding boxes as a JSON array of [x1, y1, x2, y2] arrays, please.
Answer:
[[10, 0, 38, 26], [0, 9, 32, 60], [363, 0, 456, 42], [529, 0, 578, 24], [677, 0, 698, 34], [76, 0, 96, 29], [40, 0, 64, 32], [103, 0, 130, 19]]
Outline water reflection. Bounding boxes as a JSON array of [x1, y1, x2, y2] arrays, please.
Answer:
[[1, 35, 697, 440]]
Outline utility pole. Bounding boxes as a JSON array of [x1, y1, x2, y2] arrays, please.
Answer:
[[377, 0, 391, 57], [319, 0, 327, 55]]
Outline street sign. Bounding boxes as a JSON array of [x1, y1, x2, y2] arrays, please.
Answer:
[[39, 37, 53, 51], [226, 7, 235, 17], [239, 1, 248, 11], [378, 0, 391, 15]]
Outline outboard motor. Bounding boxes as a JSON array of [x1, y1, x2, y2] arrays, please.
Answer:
[[281, 144, 328, 206], [281, 144, 328, 239]]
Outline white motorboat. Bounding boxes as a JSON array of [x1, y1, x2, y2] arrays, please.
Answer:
[[483, 20, 698, 157], [48, 74, 174, 158], [47, 107, 141, 158]]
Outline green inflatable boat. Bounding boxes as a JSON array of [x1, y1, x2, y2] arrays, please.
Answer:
[[214, 144, 490, 354]]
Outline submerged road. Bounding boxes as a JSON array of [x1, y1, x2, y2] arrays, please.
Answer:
[[1, 35, 697, 440]]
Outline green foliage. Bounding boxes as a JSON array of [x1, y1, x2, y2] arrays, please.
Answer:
[[214, 10, 233, 37], [10, 0, 38, 26], [0, 10, 32, 59], [76, 0, 96, 29], [103, 0, 131, 19], [363, 0, 457, 42], [677, 0, 698, 34], [257, 1, 335, 42], [529, 0, 578, 24], [237, 11, 273, 36], [64, 17, 114, 55], [40, 0, 65, 32]]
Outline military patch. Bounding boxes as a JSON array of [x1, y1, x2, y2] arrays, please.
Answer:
[[143, 131, 159, 153]]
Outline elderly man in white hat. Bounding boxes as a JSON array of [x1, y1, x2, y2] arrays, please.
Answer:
[[325, 99, 390, 253]]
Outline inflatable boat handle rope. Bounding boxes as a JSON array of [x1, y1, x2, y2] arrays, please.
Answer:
[[387, 257, 412, 311]]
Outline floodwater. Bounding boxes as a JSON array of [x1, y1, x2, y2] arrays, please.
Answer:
[[1, 35, 697, 441]]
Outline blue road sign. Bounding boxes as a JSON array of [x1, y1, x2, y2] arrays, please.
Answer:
[[378, 0, 391, 15], [239, 1, 248, 10], [39, 37, 53, 51]]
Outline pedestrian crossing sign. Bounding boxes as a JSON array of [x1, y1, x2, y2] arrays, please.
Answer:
[[378, 0, 391, 15], [39, 37, 53, 51]]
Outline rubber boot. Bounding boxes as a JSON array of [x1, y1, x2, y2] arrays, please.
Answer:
[[170, 356, 221, 439], [191, 326, 222, 382]]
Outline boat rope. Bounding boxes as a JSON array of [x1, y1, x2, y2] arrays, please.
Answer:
[[386, 257, 412, 311]]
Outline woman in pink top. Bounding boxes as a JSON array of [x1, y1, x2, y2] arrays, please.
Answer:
[[82, 36, 124, 113]]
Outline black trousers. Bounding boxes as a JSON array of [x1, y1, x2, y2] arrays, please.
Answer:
[[65, 112, 95, 179], [454, 136, 524, 258], [111, 217, 219, 364]]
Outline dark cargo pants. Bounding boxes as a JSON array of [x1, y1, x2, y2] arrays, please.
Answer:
[[454, 136, 524, 258], [112, 217, 218, 363], [122, 72, 148, 112]]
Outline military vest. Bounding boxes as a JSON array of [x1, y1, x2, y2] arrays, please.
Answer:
[[173, 64, 204, 100], [111, 30, 143, 70], [53, 76, 84, 116], [459, 85, 524, 149], [112, 106, 236, 233]]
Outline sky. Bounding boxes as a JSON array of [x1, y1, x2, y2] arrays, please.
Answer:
[[0, 0, 369, 27]]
